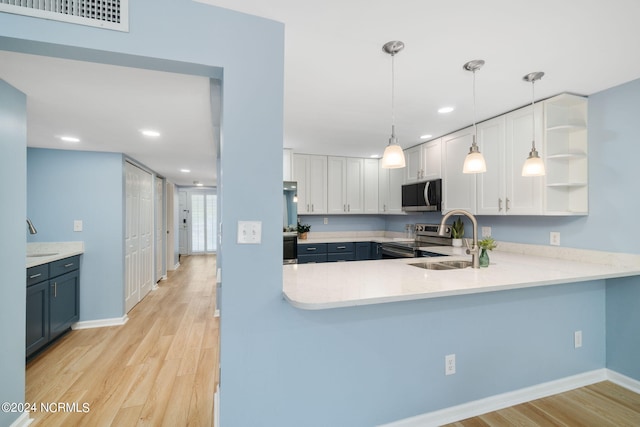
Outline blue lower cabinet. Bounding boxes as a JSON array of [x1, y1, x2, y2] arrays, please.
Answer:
[[49, 269, 80, 340], [25, 255, 80, 358], [26, 281, 49, 357], [355, 242, 372, 260], [298, 241, 378, 263], [327, 242, 354, 262], [298, 243, 328, 264]]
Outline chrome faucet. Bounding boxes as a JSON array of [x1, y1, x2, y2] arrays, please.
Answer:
[[439, 209, 479, 268], [26, 218, 38, 234]]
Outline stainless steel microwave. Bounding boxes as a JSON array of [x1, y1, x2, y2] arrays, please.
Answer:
[[401, 179, 442, 212]]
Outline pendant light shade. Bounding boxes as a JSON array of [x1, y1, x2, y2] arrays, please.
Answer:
[[381, 41, 406, 169], [522, 71, 545, 177], [462, 60, 487, 174]]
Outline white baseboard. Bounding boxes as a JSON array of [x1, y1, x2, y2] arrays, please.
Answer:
[[379, 369, 610, 427], [214, 384, 220, 427], [606, 369, 640, 394], [71, 315, 129, 330], [10, 412, 32, 427]]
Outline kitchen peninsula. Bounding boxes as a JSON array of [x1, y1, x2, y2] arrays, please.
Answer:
[[283, 242, 640, 310]]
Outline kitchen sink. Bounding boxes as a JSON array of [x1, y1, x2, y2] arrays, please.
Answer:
[[27, 252, 59, 257], [410, 260, 473, 270]]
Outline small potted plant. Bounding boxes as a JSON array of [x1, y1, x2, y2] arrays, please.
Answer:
[[478, 237, 497, 267], [451, 217, 464, 247], [297, 220, 311, 240]]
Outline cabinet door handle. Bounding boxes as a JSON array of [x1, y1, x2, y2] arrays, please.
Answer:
[[306, 204, 310, 212], [498, 198, 503, 212], [344, 204, 346, 212], [53, 282, 57, 298], [506, 198, 511, 212], [347, 204, 350, 212], [337, 246, 346, 249], [306, 247, 317, 251], [29, 273, 42, 279], [64, 263, 74, 268], [311, 204, 314, 212]]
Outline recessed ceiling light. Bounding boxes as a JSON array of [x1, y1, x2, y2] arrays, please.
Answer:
[[438, 107, 455, 114], [59, 136, 80, 143], [180, 169, 191, 173], [420, 134, 432, 140], [140, 129, 161, 137]]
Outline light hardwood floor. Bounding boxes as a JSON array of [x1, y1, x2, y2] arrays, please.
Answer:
[[443, 380, 640, 427], [26, 255, 219, 427]]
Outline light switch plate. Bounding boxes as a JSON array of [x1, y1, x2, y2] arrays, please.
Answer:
[[74, 220, 83, 232], [481, 226, 492, 237], [237, 221, 262, 244]]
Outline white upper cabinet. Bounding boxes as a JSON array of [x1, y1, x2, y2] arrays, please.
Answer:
[[543, 94, 588, 215], [363, 158, 379, 213], [293, 154, 327, 214], [476, 106, 544, 215], [475, 94, 587, 216], [378, 162, 404, 214], [283, 148, 293, 180], [327, 156, 365, 214], [504, 103, 544, 215], [442, 127, 476, 213], [404, 139, 442, 183]]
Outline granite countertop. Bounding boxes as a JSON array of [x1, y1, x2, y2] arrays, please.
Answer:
[[283, 243, 640, 310], [27, 241, 85, 268]]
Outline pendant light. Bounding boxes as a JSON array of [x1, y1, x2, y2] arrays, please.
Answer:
[[381, 40, 406, 169], [521, 71, 546, 176], [462, 60, 487, 174]]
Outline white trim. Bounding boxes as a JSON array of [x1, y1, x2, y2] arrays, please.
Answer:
[[9, 412, 32, 427], [71, 315, 129, 330], [606, 369, 640, 394], [214, 384, 220, 427], [214, 309, 220, 318], [378, 369, 608, 427]]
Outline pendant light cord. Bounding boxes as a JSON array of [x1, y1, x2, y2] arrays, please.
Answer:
[[391, 52, 396, 140], [473, 69, 477, 144], [531, 79, 536, 151]]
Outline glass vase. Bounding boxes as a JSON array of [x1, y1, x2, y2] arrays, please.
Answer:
[[479, 248, 490, 267]]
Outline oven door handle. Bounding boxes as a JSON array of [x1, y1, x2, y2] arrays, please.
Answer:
[[381, 246, 415, 258]]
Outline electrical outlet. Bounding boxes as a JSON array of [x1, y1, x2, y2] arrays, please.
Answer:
[[481, 226, 492, 237], [550, 231, 561, 246], [445, 354, 456, 375], [73, 220, 83, 232], [574, 330, 583, 348], [324, 217, 328, 225]]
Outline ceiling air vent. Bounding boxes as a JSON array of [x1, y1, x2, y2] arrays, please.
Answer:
[[0, 0, 129, 32]]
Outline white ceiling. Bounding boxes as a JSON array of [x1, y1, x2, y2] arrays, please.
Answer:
[[201, 0, 640, 158], [0, 51, 217, 187], [3, 0, 640, 184]]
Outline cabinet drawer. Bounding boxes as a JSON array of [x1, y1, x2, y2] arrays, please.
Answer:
[[50, 255, 80, 277], [298, 243, 328, 254], [27, 264, 49, 287], [327, 252, 355, 262], [327, 242, 355, 253], [298, 254, 328, 264]]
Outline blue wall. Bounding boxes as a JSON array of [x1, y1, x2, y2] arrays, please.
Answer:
[[1, 2, 285, 427], [27, 148, 125, 320], [0, 80, 27, 427], [2, 3, 639, 427]]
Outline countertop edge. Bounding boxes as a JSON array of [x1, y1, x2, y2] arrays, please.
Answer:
[[283, 269, 640, 310], [27, 241, 85, 268]]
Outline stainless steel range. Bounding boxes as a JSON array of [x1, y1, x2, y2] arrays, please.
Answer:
[[380, 223, 452, 259]]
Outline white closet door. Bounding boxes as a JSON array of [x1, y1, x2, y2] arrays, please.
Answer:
[[125, 162, 154, 313], [155, 177, 164, 282]]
